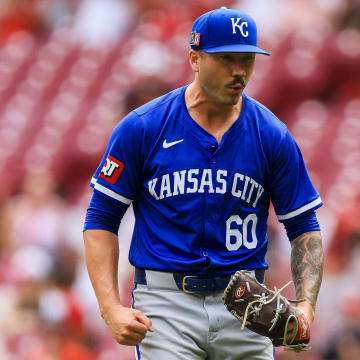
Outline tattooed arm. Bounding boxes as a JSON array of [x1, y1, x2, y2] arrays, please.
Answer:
[[290, 230, 324, 324]]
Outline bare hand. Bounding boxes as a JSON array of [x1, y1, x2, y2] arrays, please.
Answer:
[[102, 304, 155, 345]]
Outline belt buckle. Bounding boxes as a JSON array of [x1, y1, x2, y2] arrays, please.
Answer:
[[182, 275, 198, 294]]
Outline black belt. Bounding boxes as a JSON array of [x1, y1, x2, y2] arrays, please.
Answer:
[[134, 268, 265, 294]]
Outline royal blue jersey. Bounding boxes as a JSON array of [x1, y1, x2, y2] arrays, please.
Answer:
[[90, 86, 322, 275]]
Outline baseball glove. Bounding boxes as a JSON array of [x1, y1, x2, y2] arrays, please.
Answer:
[[223, 270, 311, 352]]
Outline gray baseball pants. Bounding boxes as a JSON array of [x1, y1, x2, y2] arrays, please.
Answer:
[[132, 270, 274, 360]]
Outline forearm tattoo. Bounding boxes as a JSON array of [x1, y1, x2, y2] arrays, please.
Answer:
[[290, 231, 323, 308]]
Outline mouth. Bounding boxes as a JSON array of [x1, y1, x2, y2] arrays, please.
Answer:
[[227, 85, 243, 94], [227, 80, 245, 94]]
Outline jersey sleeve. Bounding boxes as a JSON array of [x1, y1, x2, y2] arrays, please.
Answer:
[[270, 128, 322, 222], [91, 111, 144, 205]]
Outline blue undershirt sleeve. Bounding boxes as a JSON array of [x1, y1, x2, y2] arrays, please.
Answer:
[[283, 210, 320, 241], [83, 190, 129, 235]]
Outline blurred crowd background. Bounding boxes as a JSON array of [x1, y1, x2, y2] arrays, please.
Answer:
[[0, 0, 359, 359]]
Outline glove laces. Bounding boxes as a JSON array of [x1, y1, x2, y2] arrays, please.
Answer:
[[238, 280, 292, 331], [236, 279, 311, 352]]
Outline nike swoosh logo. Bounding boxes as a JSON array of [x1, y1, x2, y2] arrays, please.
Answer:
[[163, 139, 184, 149]]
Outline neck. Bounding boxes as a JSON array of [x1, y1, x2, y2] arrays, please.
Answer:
[[185, 82, 242, 125], [184, 81, 243, 144]]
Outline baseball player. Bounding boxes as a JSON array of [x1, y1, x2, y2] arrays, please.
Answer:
[[83, 7, 324, 360]]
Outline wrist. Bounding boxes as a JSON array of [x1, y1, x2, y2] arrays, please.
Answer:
[[100, 302, 123, 320], [296, 301, 315, 324]]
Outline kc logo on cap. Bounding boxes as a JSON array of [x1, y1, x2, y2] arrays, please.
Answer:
[[189, 7, 269, 56], [231, 18, 249, 37]]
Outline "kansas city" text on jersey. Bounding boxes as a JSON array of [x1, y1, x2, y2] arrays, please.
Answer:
[[147, 169, 264, 208]]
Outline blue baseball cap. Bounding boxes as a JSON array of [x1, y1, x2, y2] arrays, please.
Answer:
[[190, 7, 270, 55]]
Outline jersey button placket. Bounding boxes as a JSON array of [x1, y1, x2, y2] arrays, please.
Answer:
[[208, 145, 217, 164], [201, 140, 218, 261]]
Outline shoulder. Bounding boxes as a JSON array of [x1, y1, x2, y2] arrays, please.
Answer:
[[133, 86, 185, 117], [113, 86, 185, 133], [109, 86, 185, 147], [244, 94, 289, 143], [243, 95, 297, 165]]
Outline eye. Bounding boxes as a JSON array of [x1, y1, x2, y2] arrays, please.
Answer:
[[244, 55, 255, 62], [220, 55, 233, 61]]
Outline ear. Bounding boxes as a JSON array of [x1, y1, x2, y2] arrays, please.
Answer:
[[189, 50, 201, 72]]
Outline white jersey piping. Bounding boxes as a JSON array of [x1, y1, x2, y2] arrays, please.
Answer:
[[277, 197, 322, 221]]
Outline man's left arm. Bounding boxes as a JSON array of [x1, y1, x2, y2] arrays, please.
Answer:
[[290, 230, 324, 324]]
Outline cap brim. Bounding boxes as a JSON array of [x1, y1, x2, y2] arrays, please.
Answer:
[[202, 44, 270, 56]]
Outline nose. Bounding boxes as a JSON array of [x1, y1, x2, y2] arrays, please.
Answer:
[[231, 60, 247, 77]]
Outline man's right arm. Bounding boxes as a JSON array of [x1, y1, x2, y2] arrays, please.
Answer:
[[83, 229, 154, 345]]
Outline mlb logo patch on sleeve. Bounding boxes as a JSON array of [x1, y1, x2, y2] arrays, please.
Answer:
[[99, 155, 124, 184]]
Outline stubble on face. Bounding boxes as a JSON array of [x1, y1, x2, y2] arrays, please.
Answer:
[[199, 69, 241, 106], [197, 51, 254, 106]]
